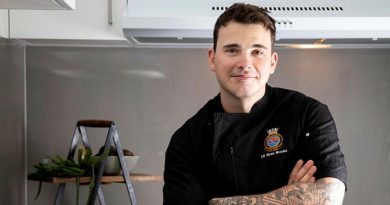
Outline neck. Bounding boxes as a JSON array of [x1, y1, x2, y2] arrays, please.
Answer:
[[220, 90, 265, 113]]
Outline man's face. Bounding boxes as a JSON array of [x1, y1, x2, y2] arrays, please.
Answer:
[[208, 21, 278, 101]]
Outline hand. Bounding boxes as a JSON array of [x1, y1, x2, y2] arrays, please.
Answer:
[[288, 159, 317, 184], [208, 197, 223, 205]]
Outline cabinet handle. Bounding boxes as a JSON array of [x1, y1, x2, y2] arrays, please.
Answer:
[[108, 0, 113, 25]]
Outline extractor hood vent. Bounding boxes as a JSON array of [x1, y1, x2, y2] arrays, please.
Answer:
[[123, 0, 390, 48], [211, 6, 344, 12]]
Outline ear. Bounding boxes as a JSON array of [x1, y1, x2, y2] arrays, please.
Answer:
[[208, 48, 216, 72], [270, 52, 278, 74]]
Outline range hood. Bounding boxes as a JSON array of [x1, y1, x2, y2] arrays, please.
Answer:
[[122, 0, 390, 48], [0, 0, 75, 10]]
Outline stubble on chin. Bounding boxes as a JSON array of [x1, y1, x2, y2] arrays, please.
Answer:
[[234, 86, 251, 98], [225, 82, 256, 99]]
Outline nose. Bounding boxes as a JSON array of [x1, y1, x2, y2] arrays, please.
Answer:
[[237, 52, 253, 70]]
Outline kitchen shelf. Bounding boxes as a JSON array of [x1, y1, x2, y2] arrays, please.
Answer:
[[28, 173, 163, 185], [49, 119, 141, 205], [27, 173, 163, 184]]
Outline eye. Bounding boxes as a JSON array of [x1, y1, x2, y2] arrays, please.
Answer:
[[225, 48, 239, 55], [252, 50, 264, 55]]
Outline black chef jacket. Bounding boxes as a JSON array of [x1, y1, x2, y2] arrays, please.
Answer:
[[163, 85, 347, 205]]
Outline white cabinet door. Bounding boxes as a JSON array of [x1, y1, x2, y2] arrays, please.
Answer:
[[9, 0, 125, 40], [0, 9, 9, 38]]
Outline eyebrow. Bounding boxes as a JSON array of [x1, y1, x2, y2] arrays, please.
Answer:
[[222, 44, 240, 49], [222, 43, 268, 50], [253, 44, 268, 50]]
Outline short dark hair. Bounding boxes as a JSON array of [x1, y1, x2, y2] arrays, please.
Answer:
[[213, 3, 276, 51]]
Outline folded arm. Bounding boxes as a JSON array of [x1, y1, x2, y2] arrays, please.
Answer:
[[209, 177, 345, 205]]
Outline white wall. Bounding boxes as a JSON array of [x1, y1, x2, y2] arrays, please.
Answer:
[[25, 47, 390, 204], [0, 39, 26, 205]]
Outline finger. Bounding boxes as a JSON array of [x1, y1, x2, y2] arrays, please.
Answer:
[[294, 160, 314, 180], [299, 165, 317, 183], [290, 159, 304, 178], [288, 159, 304, 184], [309, 176, 316, 183]]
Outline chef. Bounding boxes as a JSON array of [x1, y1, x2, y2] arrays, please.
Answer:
[[163, 3, 347, 205]]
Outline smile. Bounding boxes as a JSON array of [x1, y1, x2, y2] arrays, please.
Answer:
[[231, 74, 257, 80]]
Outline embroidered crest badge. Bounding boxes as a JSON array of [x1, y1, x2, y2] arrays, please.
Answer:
[[264, 128, 283, 152]]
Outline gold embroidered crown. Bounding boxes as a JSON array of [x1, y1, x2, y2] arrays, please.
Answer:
[[267, 128, 279, 135]]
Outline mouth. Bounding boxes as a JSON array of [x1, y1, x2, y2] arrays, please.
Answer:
[[231, 74, 257, 80]]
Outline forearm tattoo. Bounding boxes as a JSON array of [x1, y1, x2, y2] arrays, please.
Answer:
[[209, 178, 344, 205]]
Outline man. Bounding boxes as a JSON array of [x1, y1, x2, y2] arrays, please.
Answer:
[[164, 3, 347, 205]]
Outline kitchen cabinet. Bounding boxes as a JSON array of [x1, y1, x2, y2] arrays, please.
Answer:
[[0, 9, 9, 38], [9, 0, 127, 45], [0, 0, 74, 10]]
